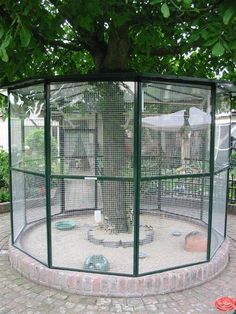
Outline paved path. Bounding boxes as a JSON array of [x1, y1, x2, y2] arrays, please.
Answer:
[[0, 212, 235, 314]]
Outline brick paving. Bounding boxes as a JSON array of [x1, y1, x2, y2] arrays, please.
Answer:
[[0, 212, 235, 313]]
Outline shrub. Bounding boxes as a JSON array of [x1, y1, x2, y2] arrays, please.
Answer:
[[0, 188, 9, 202], [25, 128, 58, 157], [0, 149, 9, 202]]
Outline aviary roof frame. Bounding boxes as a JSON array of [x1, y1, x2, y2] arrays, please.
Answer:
[[1, 72, 234, 92]]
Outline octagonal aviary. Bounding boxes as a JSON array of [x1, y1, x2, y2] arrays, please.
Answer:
[[1, 73, 234, 296]]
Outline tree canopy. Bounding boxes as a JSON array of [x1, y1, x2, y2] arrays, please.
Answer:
[[1, 0, 235, 232], [0, 0, 236, 83]]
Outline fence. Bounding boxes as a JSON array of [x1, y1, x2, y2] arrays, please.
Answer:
[[228, 174, 236, 204]]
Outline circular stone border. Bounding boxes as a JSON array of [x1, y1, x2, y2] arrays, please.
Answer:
[[87, 226, 154, 248], [9, 239, 229, 297]]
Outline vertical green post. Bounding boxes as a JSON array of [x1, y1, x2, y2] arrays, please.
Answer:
[[95, 113, 98, 209], [133, 80, 142, 276], [207, 84, 216, 261], [20, 117, 27, 225], [44, 82, 52, 268], [20, 118, 25, 154], [200, 101, 208, 221], [7, 90, 14, 244], [157, 105, 163, 211], [224, 92, 232, 238], [59, 117, 65, 213], [225, 168, 230, 238]]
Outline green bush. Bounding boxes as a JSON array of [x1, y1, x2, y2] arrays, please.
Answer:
[[0, 149, 9, 185], [231, 150, 236, 166], [230, 150, 236, 177], [25, 128, 58, 156], [23, 128, 58, 171], [0, 149, 9, 202], [24, 129, 59, 198], [0, 188, 9, 202]]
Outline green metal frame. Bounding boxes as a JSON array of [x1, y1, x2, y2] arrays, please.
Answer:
[[133, 81, 142, 275], [7, 91, 14, 245], [11, 167, 45, 177], [207, 88, 231, 259], [6, 73, 233, 277], [94, 113, 98, 209], [59, 116, 66, 214], [206, 84, 216, 261], [44, 82, 52, 268], [2, 72, 234, 90], [225, 92, 233, 238]]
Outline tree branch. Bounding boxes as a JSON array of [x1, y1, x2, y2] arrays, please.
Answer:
[[32, 29, 87, 52], [46, 0, 106, 51], [149, 41, 201, 57]]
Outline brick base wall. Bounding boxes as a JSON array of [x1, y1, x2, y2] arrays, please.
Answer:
[[0, 202, 10, 213], [8, 239, 229, 297]]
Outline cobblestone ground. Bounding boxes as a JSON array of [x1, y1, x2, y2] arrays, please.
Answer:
[[0, 212, 235, 314]]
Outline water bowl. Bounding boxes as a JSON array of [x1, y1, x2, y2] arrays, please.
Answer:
[[55, 220, 76, 231], [83, 255, 110, 272], [171, 231, 182, 237]]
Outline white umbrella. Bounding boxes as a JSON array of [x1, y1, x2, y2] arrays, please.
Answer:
[[142, 107, 211, 166], [142, 107, 211, 131]]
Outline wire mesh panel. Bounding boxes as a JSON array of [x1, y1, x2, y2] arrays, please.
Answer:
[[214, 90, 231, 171], [9, 84, 47, 263], [140, 177, 210, 219], [51, 178, 98, 213], [49, 81, 135, 274], [25, 174, 46, 223], [9, 85, 45, 173], [11, 170, 25, 242], [211, 171, 228, 257], [139, 177, 209, 273], [51, 180, 134, 274], [141, 82, 211, 177], [22, 173, 47, 264], [11, 172, 48, 264], [138, 81, 212, 273], [49, 81, 134, 177]]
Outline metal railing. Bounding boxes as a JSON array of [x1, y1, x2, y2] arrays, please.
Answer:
[[228, 174, 236, 204]]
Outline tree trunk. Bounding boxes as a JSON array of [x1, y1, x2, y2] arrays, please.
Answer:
[[91, 27, 132, 233], [100, 83, 131, 233]]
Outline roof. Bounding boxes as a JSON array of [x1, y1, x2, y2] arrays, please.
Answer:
[[0, 72, 235, 92]]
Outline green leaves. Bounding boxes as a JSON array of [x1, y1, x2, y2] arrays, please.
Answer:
[[0, 32, 12, 63], [79, 17, 93, 32], [1, 33, 12, 49], [203, 37, 218, 47], [161, 3, 170, 18], [150, 0, 162, 3], [223, 7, 236, 25], [212, 42, 225, 57], [188, 32, 200, 43], [183, 0, 192, 5], [0, 48, 9, 62], [20, 26, 31, 47], [0, 25, 4, 40], [230, 41, 236, 50], [150, 1, 170, 18], [0, 0, 235, 83]]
